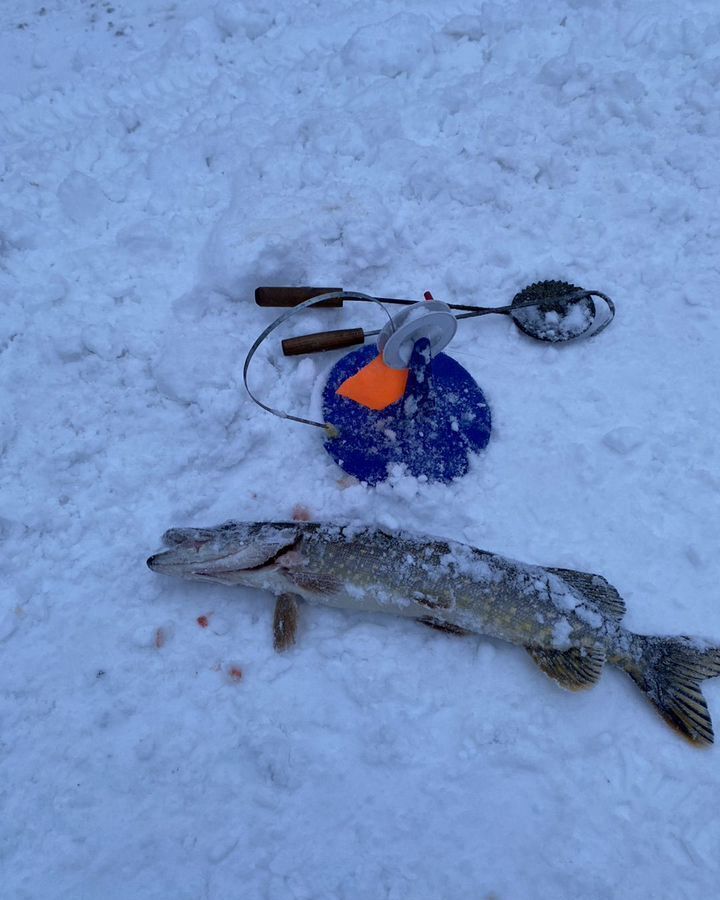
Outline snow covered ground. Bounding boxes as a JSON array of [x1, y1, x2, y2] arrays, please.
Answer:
[[2, 0, 720, 896]]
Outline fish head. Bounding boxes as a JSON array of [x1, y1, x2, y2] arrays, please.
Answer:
[[146, 521, 301, 586]]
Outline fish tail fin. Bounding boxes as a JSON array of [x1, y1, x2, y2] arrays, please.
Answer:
[[623, 635, 720, 746]]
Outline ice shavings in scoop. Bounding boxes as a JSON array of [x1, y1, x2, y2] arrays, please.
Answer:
[[513, 300, 592, 341]]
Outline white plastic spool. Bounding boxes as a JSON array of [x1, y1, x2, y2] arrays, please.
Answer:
[[377, 300, 458, 370]]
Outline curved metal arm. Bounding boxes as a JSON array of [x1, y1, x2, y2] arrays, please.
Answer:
[[243, 292, 393, 433]]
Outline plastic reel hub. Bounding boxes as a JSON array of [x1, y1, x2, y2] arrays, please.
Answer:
[[378, 300, 458, 369]]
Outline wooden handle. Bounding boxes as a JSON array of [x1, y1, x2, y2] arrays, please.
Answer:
[[255, 286, 344, 308], [282, 328, 366, 356]]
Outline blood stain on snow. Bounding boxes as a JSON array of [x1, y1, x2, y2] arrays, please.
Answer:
[[197, 614, 210, 628], [227, 665, 243, 682], [155, 627, 166, 648], [292, 504, 312, 521]]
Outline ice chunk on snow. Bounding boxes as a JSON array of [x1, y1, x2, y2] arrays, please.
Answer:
[[602, 426, 644, 455]]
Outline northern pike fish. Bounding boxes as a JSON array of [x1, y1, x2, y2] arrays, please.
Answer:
[[147, 521, 720, 746]]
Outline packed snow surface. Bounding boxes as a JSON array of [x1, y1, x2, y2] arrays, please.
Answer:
[[2, 1, 720, 897]]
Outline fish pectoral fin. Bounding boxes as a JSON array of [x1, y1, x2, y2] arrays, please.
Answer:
[[417, 616, 473, 637], [273, 593, 300, 652], [527, 645, 605, 691]]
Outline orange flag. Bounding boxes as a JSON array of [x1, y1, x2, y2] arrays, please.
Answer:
[[336, 355, 409, 411]]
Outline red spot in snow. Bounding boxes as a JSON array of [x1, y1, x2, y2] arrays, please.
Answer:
[[155, 628, 166, 649], [292, 504, 312, 521], [227, 665, 243, 682], [197, 615, 209, 628]]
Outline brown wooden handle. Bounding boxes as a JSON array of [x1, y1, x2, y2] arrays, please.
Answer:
[[255, 286, 344, 308], [282, 328, 366, 356]]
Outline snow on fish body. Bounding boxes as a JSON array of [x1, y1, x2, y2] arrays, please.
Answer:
[[147, 521, 720, 746]]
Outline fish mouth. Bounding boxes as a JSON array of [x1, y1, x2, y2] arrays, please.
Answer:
[[146, 547, 243, 576], [146, 526, 301, 579], [146, 528, 239, 575]]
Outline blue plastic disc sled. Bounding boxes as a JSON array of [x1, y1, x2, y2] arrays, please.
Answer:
[[321, 339, 491, 485]]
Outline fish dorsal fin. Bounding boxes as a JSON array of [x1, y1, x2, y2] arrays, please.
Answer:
[[547, 567, 626, 621], [528, 645, 605, 691]]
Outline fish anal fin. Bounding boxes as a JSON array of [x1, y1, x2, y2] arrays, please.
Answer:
[[417, 616, 473, 636], [273, 593, 300, 652], [528, 645, 605, 691], [547, 566, 626, 621]]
